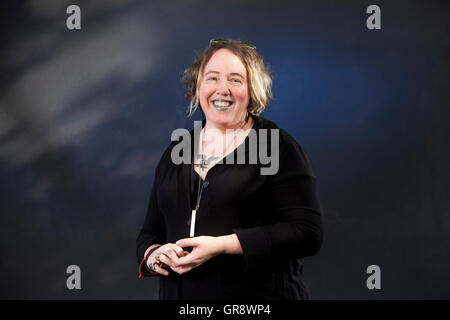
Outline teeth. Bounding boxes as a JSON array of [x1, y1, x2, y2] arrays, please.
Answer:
[[212, 99, 233, 106], [214, 101, 231, 107], [211, 99, 234, 111]]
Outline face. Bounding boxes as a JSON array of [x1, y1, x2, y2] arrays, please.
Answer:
[[198, 48, 250, 129]]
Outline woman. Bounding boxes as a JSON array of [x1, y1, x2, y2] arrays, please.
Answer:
[[136, 39, 323, 299]]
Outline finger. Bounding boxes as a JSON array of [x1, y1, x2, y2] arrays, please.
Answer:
[[158, 253, 177, 268], [176, 238, 197, 248], [154, 263, 169, 276], [165, 249, 182, 264], [178, 253, 196, 265], [154, 251, 165, 263], [171, 245, 185, 257]]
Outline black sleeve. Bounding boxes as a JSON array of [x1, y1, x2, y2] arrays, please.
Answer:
[[135, 147, 171, 265], [135, 170, 166, 265], [233, 138, 323, 271]]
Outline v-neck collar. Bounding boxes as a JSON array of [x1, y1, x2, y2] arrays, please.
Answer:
[[192, 115, 264, 158], [182, 114, 266, 196]]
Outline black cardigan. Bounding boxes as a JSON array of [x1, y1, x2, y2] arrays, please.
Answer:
[[136, 115, 323, 300]]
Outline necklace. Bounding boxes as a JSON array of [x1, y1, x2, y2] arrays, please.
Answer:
[[195, 120, 247, 171], [190, 117, 249, 238], [190, 120, 245, 238]]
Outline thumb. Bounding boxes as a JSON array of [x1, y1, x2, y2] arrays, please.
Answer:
[[176, 238, 197, 248]]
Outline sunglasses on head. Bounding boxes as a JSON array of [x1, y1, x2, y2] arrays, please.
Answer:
[[209, 38, 256, 49]]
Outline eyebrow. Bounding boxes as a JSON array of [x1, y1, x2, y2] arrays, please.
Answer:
[[229, 72, 245, 79], [204, 71, 245, 79], [204, 71, 219, 76]]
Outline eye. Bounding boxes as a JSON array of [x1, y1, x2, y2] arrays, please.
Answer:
[[231, 78, 242, 84]]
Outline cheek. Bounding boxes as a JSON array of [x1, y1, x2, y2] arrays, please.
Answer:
[[199, 84, 214, 100], [233, 87, 250, 103]]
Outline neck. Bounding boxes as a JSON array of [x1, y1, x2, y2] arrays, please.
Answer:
[[204, 115, 252, 134]]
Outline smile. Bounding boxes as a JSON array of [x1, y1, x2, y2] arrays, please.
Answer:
[[211, 99, 234, 111]]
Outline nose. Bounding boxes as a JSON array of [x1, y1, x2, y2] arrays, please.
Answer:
[[215, 79, 231, 96]]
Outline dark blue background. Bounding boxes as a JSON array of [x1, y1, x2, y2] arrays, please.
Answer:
[[1, 0, 449, 299]]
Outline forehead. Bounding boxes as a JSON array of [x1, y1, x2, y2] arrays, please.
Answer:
[[203, 48, 247, 76]]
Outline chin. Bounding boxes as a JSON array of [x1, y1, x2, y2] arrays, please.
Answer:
[[208, 114, 233, 126]]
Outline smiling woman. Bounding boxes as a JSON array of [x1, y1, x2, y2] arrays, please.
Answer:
[[183, 40, 272, 120], [136, 39, 323, 300], [199, 49, 250, 129]]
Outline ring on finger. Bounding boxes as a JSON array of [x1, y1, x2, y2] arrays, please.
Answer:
[[148, 262, 157, 272], [149, 261, 166, 272], [159, 256, 168, 267], [155, 251, 164, 262], [155, 252, 168, 268]]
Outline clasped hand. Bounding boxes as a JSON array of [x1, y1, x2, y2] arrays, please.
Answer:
[[148, 236, 223, 276]]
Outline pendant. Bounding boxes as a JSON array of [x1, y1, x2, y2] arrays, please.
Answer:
[[197, 154, 220, 170], [190, 210, 196, 237]]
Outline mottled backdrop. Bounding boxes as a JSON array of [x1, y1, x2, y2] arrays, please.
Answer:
[[0, 0, 449, 299]]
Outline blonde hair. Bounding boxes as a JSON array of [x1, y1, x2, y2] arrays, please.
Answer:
[[182, 40, 272, 117]]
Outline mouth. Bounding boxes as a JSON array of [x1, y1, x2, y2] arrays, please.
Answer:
[[210, 99, 234, 111]]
